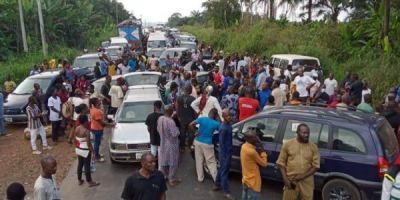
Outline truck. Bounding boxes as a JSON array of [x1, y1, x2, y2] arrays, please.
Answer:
[[117, 19, 144, 53]]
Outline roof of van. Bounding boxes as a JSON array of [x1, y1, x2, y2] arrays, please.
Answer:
[[271, 54, 319, 61]]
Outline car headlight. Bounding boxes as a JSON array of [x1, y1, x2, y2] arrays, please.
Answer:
[[111, 143, 127, 150]]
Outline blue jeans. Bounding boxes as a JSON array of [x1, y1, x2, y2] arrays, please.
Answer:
[[0, 118, 4, 135], [216, 154, 231, 193], [92, 130, 103, 159], [241, 185, 260, 200]]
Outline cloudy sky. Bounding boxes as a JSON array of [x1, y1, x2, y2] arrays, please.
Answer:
[[117, 0, 206, 24]]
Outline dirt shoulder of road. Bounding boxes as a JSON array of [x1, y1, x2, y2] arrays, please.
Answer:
[[0, 124, 76, 198]]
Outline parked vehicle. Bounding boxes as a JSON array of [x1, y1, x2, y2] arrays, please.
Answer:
[[146, 48, 165, 58], [73, 53, 102, 71], [158, 47, 190, 68], [4, 69, 92, 123], [117, 19, 144, 53], [92, 75, 122, 93], [270, 54, 321, 77], [179, 41, 197, 52], [147, 31, 167, 51], [123, 71, 161, 87], [109, 85, 162, 163], [215, 106, 398, 200], [109, 37, 128, 48], [105, 45, 123, 61]]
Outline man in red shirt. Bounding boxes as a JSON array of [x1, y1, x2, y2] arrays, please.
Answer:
[[213, 65, 224, 87], [239, 88, 259, 121]]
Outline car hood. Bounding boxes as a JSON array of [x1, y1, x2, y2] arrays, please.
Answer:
[[111, 123, 150, 144], [4, 94, 29, 109]]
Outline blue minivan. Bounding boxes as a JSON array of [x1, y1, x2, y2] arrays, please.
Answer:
[[217, 106, 398, 200]]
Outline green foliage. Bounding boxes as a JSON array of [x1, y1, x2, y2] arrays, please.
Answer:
[[202, 0, 241, 28]]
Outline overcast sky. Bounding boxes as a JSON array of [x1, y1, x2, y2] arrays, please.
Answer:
[[116, 0, 206, 24]]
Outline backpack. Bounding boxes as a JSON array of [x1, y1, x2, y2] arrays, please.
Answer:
[[62, 98, 74, 119]]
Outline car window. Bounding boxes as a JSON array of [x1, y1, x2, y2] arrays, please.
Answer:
[[273, 58, 280, 67], [242, 118, 280, 142], [279, 59, 289, 69], [73, 57, 100, 68], [318, 125, 329, 149], [116, 101, 154, 123], [124, 74, 160, 86], [377, 121, 399, 162], [283, 120, 326, 146], [13, 77, 52, 95], [332, 128, 366, 153]]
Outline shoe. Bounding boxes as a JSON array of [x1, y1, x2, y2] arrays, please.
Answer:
[[212, 185, 221, 191], [96, 158, 105, 162], [168, 178, 182, 187], [88, 181, 100, 187], [43, 146, 52, 150], [78, 179, 84, 186], [224, 194, 235, 200], [32, 150, 42, 155]]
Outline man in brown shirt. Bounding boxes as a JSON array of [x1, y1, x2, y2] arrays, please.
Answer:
[[277, 123, 320, 200]]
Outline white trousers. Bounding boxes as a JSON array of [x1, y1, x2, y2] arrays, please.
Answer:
[[194, 140, 217, 182], [30, 126, 48, 151]]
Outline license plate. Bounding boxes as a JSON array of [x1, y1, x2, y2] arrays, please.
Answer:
[[135, 153, 142, 160], [4, 118, 12, 123]]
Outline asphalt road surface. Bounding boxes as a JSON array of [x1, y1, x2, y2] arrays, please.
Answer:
[[60, 135, 284, 200]]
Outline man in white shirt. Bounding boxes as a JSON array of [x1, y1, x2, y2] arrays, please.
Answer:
[[48, 88, 62, 144], [323, 73, 338, 97], [191, 86, 223, 119], [118, 59, 130, 75], [293, 68, 316, 102], [109, 78, 124, 114], [34, 156, 60, 200], [237, 56, 247, 72]]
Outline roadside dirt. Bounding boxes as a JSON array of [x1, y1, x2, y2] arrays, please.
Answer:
[[0, 124, 76, 198]]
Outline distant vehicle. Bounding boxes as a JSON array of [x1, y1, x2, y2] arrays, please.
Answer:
[[92, 75, 122, 93], [4, 69, 92, 123], [179, 41, 197, 52], [109, 85, 162, 163], [123, 71, 161, 87], [178, 34, 196, 42], [109, 37, 128, 48], [158, 47, 190, 68], [73, 53, 102, 71], [216, 106, 398, 200], [147, 32, 167, 51], [117, 19, 144, 52], [105, 46, 123, 61], [270, 54, 321, 77], [146, 48, 165, 58]]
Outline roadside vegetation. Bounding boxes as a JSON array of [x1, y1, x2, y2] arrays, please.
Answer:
[[169, 0, 400, 100]]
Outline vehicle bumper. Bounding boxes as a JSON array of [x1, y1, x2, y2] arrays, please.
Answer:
[[4, 114, 27, 124], [109, 148, 151, 163]]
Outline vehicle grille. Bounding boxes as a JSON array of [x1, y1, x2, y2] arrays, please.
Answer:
[[127, 143, 150, 150], [4, 108, 23, 115]]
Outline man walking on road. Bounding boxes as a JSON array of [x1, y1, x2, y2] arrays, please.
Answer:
[[121, 152, 167, 200], [48, 88, 62, 145], [176, 86, 197, 150], [145, 101, 163, 157], [277, 124, 320, 200], [214, 109, 234, 199], [240, 130, 268, 200], [33, 156, 60, 200]]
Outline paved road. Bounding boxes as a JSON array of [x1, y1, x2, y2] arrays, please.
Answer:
[[61, 134, 284, 200]]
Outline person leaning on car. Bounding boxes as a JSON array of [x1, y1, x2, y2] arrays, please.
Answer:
[[276, 123, 320, 200]]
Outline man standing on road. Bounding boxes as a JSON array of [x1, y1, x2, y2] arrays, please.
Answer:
[[176, 86, 197, 150], [238, 88, 259, 121], [293, 68, 315, 103], [145, 101, 163, 157], [121, 152, 167, 200], [33, 156, 60, 200], [100, 75, 112, 115], [323, 73, 338, 97], [48, 88, 62, 145], [240, 130, 268, 200], [214, 109, 234, 199], [277, 124, 320, 200]]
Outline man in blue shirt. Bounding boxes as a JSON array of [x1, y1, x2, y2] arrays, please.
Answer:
[[213, 109, 234, 199], [99, 56, 108, 77], [258, 82, 272, 109], [190, 108, 220, 183]]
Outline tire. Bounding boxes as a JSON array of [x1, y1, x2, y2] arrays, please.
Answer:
[[322, 179, 361, 200]]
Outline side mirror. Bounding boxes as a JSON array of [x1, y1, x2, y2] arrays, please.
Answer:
[[233, 128, 245, 142]]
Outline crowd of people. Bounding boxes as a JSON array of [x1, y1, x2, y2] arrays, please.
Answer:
[[4, 40, 400, 200]]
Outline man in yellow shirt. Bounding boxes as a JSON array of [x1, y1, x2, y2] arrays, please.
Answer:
[[277, 123, 320, 200], [4, 75, 16, 98], [240, 129, 268, 200]]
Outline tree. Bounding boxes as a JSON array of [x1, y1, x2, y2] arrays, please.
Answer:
[[312, 0, 351, 23], [17, 0, 28, 52], [202, 0, 241, 28]]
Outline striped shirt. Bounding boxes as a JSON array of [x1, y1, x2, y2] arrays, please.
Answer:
[[26, 104, 42, 129]]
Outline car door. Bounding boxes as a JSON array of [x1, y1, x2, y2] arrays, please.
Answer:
[[239, 116, 283, 179], [275, 118, 331, 186]]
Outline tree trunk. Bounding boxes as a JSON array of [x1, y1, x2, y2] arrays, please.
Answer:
[[307, 0, 312, 22], [18, 0, 28, 52], [269, 0, 274, 20], [383, 0, 390, 37], [36, 0, 47, 56]]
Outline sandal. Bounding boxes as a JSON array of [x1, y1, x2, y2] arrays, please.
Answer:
[[88, 181, 100, 187], [78, 179, 84, 186], [169, 178, 182, 187]]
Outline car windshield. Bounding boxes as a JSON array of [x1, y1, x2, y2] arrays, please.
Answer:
[[74, 57, 100, 68], [124, 74, 160, 86], [106, 48, 119, 56], [13, 77, 52, 95], [117, 101, 154, 123], [180, 43, 196, 50], [377, 121, 399, 163], [148, 40, 166, 48], [147, 50, 164, 58], [292, 59, 319, 70], [160, 50, 182, 59]]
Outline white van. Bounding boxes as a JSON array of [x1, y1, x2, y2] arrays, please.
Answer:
[[270, 54, 321, 77], [147, 32, 167, 51], [110, 37, 128, 47]]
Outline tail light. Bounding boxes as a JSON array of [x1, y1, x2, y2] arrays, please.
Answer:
[[378, 156, 389, 178]]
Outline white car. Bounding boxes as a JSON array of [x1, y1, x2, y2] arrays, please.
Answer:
[[92, 75, 122, 93], [109, 85, 162, 163], [270, 54, 321, 77]]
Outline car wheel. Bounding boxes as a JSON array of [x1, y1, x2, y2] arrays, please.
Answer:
[[322, 179, 361, 200]]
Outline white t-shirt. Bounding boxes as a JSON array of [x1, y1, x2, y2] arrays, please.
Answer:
[[34, 175, 60, 200], [237, 60, 247, 71], [48, 96, 61, 121], [294, 75, 315, 97], [324, 78, 338, 96], [109, 85, 124, 108], [218, 59, 225, 72], [361, 88, 372, 103], [118, 63, 130, 75], [71, 97, 89, 121]]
